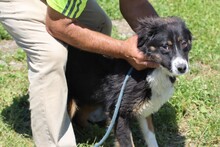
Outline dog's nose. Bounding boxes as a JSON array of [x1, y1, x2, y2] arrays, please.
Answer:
[[177, 64, 187, 73]]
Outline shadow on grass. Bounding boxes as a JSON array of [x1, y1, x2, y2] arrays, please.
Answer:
[[74, 123, 115, 147], [1, 94, 32, 138], [1, 95, 185, 147], [75, 102, 186, 147], [153, 102, 186, 147]]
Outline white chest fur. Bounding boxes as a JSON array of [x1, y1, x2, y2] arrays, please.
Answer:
[[137, 68, 174, 117]]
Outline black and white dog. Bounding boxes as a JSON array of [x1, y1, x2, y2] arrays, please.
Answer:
[[66, 17, 192, 147]]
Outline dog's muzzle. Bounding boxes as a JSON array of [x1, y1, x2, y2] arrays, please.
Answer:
[[171, 56, 189, 75]]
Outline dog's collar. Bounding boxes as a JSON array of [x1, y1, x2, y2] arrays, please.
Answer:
[[169, 76, 176, 83]]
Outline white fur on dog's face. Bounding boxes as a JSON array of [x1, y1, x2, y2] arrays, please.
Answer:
[[170, 43, 190, 76], [171, 56, 189, 76]]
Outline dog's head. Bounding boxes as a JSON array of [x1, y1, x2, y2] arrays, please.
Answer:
[[137, 17, 192, 76]]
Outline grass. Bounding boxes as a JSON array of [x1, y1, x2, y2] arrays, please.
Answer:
[[0, 0, 220, 146], [0, 25, 12, 40], [150, 1, 220, 146], [0, 48, 31, 147]]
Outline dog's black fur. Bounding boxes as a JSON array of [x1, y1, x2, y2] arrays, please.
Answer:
[[66, 17, 192, 147]]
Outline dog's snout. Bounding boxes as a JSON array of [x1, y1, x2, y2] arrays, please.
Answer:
[[171, 57, 189, 75], [177, 64, 187, 73]]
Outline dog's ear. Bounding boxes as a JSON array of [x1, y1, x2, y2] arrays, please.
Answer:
[[136, 17, 162, 51]]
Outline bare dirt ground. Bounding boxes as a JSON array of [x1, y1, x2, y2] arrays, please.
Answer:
[[112, 19, 135, 37], [0, 39, 18, 53]]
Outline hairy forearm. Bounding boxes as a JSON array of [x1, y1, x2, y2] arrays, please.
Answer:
[[62, 23, 126, 58], [120, 0, 158, 31], [46, 7, 127, 59]]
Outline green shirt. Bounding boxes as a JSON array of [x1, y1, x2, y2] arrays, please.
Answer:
[[46, 0, 88, 18]]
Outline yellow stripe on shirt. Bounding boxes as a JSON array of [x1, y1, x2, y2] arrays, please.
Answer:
[[69, 0, 87, 18], [46, 0, 87, 18]]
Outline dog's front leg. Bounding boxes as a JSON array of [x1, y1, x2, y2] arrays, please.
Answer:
[[114, 116, 135, 147], [138, 115, 158, 147]]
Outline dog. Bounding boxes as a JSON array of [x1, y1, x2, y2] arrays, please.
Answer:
[[66, 16, 192, 147]]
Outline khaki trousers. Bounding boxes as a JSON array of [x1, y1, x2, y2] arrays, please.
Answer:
[[0, 0, 111, 146]]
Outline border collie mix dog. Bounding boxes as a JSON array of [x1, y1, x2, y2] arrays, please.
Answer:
[[66, 17, 192, 147]]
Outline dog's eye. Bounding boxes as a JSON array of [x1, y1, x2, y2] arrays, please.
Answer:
[[181, 40, 191, 52], [160, 44, 170, 54], [162, 44, 169, 50], [181, 40, 188, 48]]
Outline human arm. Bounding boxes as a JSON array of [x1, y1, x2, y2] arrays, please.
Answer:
[[119, 0, 158, 31]]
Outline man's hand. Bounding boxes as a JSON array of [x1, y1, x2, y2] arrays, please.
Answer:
[[122, 35, 159, 71]]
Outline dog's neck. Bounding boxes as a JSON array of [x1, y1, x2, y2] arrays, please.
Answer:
[[135, 67, 175, 117], [169, 76, 176, 83], [148, 67, 176, 84], [146, 67, 175, 87]]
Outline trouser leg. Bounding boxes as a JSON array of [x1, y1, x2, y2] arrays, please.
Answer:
[[0, 0, 76, 146]]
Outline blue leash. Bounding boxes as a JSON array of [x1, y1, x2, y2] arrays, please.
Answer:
[[94, 67, 133, 147]]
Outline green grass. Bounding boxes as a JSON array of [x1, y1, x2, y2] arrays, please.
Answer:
[[0, 25, 12, 40], [149, 1, 220, 146], [0, 48, 31, 147], [0, 0, 220, 146]]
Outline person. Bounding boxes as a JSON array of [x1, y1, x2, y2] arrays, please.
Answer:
[[0, 0, 158, 146]]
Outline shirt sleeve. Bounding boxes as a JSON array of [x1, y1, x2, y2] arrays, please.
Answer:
[[46, 0, 88, 18]]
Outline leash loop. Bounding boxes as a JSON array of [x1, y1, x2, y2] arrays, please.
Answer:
[[94, 67, 133, 147]]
